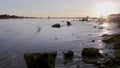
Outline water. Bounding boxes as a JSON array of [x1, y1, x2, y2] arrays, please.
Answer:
[[0, 19, 108, 68]]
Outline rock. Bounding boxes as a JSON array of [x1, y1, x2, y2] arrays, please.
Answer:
[[62, 20, 64, 22], [102, 36, 114, 43], [93, 26, 96, 28], [82, 48, 102, 57], [112, 58, 120, 65], [80, 17, 89, 21], [82, 18, 86, 21], [114, 50, 120, 58], [54, 37, 58, 40], [82, 48, 102, 64], [101, 34, 109, 37], [103, 58, 120, 68], [98, 26, 103, 29], [63, 50, 74, 64], [102, 34, 120, 43], [91, 40, 95, 42], [52, 24, 61, 28], [95, 56, 120, 68], [24, 52, 57, 68], [76, 65, 80, 68], [64, 51, 74, 58], [113, 42, 120, 49], [66, 21, 71, 26], [97, 64, 107, 68]]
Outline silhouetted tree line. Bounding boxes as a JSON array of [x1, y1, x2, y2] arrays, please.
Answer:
[[0, 14, 36, 19], [0, 14, 24, 19]]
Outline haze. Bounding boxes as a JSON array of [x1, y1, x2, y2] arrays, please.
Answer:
[[0, 0, 120, 17]]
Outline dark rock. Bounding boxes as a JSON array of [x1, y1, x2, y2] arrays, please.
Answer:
[[81, 18, 85, 21], [76, 65, 80, 68], [114, 50, 120, 58], [79, 19, 82, 21], [63, 50, 74, 64], [98, 26, 103, 29], [102, 58, 120, 68], [64, 51, 74, 58], [82, 48, 102, 57], [82, 58, 99, 64], [82, 48, 102, 64], [95, 56, 120, 68], [24, 52, 57, 68], [102, 34, 120, 43], [52, 24, 61, 28], [101, 34, 109, 37], [113, 42, 120, 49], [91, 40, 95, 42], [66, 21, 71, 26], [93, 26, 96, 28], [97, 64, 107, 68], [37, 27, 41, 33], [80, 16, 89, 21], [54, 37, 58, 40], [102, 36, 114, 43]]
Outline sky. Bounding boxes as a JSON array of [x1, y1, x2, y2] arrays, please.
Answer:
[[0, 0, 120, 17]]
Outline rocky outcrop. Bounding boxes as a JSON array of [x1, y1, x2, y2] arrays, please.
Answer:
[[82, 48, 102, 64], [63, 50, 74, 64], [99, 34, 120, 68], [82, 48, 102, 57], [66, 21, 72, 26], [52, 24, 61, 28], [24, 52, 57, 68]]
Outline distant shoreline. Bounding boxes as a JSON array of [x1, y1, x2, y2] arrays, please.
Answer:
[[0, 14, 37, 19], [0, 14, 98, 19]]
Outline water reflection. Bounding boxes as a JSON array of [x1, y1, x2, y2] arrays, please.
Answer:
[[102, 22, 109, 28], [101, 20, 118, 43], [96, 40, 104, 54], [102, 29, 111, 35], [98, 40, 104, 48], [101, 22, 116, 35]]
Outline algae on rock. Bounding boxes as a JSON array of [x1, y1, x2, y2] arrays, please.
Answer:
[[24, 52, 57, 68]]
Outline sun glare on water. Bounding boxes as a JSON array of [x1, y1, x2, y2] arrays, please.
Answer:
[[102, 22, 109, 28], [95, 2, 116, 17]]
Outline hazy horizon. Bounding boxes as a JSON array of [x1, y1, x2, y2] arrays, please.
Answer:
[[0, 0, 120, 17]]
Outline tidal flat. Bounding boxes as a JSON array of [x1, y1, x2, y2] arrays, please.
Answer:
[[0, 19, 120, 68]]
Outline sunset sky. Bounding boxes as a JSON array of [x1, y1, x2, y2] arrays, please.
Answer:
[[0, 0, 120, 17]]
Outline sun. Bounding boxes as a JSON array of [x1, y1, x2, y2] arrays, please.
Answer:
[[95, 2, 116, 17]]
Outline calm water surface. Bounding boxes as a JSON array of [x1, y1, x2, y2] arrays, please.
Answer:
[[0, 19, 116, 68]]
